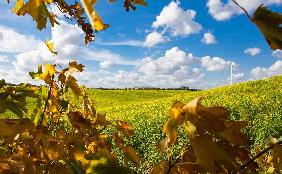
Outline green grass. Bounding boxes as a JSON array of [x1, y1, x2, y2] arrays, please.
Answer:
[[85, 76, 282, 171], [1, 75, 282, 171], [87, 76, 282, 144]]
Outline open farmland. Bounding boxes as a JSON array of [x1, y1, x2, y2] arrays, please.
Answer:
[[1, 75, 282, 172], [85, 75, 282, 171]]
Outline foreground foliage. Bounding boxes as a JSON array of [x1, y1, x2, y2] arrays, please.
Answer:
[[0, 0, 282, 173], [0, 62, 141, 173], [1, 72, 282, 173]]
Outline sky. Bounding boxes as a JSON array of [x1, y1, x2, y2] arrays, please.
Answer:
[[0, 0, 281, 89]]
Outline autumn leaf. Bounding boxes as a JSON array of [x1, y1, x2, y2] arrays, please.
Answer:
[[116, 120, 134, 138], [150, 161, 169, 174], [122, 145, 141, 166], [65, 76, 82, 97], [183, 96, 230, 119], [252, 5, 282, 50], [68, 112, 95, 132], [183, 121, 197, 139], [30, 64, 55, 84], [169, 101, 185, 123], [80, 0, 109, 31], [58, 61, 84, 97], [12, 0, 24, 13], [15, 0, 56, 30], [218, 129, 249, 146], [272, 143, 282, 172], [45, 40, 58, 55], [93, 113, 111, 127], [191, 134, 238, 173], [0, 118, 34, 138]]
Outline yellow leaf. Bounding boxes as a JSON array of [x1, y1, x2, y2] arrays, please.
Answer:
[[183, 121, 197, 139], [39, 64, 55, 84], [45, 40, 58, 55], [15, 0, 55, 30], [12, 0, 24, 13], [81, 0, 109, 31]]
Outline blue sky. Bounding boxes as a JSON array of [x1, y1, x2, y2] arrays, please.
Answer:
[[0, 0, 281, 89]]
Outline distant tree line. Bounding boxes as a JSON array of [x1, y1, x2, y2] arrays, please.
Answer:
[[93, 86, 201, 91]]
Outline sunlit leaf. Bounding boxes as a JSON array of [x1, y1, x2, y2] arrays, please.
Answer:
[[80, 0, 109, 31], [252, 5, 282, 50], [116, 120, 134, 138], [45, 39, 58, 55]]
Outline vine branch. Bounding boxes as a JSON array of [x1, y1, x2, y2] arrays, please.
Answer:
[[232, 0, 252, 21], [37, 75, 55, 128], [234, 140, 282, 174]]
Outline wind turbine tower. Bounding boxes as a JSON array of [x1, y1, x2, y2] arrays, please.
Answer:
[[230, 63, 233, 85]]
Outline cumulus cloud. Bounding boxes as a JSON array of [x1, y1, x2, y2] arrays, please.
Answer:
[[152, 1, 201, 37], [100, 60, 113, 69], [0, 26, 41, 53], [78, 68, 204, 89], [100, 1, 202, 47], [251, 60, 282, 79], [0, 20, 139, 84], [202, 32, 217, 44], [143, 31, 170, 47], [233, 72, 245, 81], [272, 49, 282, 59], [0, 55, 9, 62], [138, 47, 195, 75], [99, 31, 169, 48], [201, 56, 234, 71], [207, 0, 282, 21], [244, 47, 261, 56]]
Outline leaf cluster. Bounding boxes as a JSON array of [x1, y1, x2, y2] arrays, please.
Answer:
[[151, 97, 282, 174], [8, 0, 147, 44], [0, 60, 141, 174]]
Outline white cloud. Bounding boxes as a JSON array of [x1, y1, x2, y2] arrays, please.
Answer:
[[100, 1, 202, 47], [0, 55, 9, 62], [100, 60, 113, 69], [244, 47, 261, 56], [82, 48, 137, 66], [99, 40, 144, 47], [202, 32, 217, 44], [233, 72, 245, 81], [138, 47, 195, 75], [201, 56, 234, 71], [78, 68, 204, 89], [143, 31, 170, 47], [273, 49, 282, 59], [251, 60, 282, 79], [0, 20, 138, 84], [207, 0, 282, 21], [152, 1, 201, 37], [0, 26, 41, 53], [100, 31, 169, 48]]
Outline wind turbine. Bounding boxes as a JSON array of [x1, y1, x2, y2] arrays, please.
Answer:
[[230, 62, 234, 85]]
